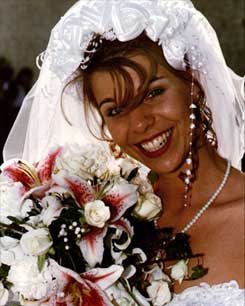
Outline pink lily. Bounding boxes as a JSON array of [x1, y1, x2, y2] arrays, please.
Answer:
[[0, 146, 62, 189], [46, 260, 123, 306], [37, 146, 62, 183], [52, 170, 95, 206], [78, 180, 138, 267], [1, 159, 40, 190]]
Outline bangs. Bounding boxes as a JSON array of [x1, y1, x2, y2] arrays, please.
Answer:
[[93, 52, 158, 114]]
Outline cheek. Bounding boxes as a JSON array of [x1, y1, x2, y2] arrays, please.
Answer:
[[105, 118, 128, 146], [155, 90, 190, 121]]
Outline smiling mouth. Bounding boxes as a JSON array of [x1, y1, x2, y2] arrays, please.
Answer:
[[137, 128, 173, 158]]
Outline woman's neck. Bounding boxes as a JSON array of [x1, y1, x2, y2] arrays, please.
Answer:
[[154, 145, 228, 227]]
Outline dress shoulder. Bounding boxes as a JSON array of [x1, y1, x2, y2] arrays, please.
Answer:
[[168, 281, 245, 306]]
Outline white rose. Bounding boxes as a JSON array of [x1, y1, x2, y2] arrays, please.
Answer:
[[0, 236, 24, 266], [170, 260, 188, 284], [0, 282, 9, 306], [147, 280, 171, 306], [7, 256, 53, 300], [133, 192, 162, 221], [55, 143, 88, 177], [41, 196, 64, 226], [84, 200, 110, 228], [55, 143, 109, 179], [20, 228, 53, 256], [0, 182, 25, 225]]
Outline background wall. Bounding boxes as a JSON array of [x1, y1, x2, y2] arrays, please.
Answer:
[[0, 0, 244, 78]]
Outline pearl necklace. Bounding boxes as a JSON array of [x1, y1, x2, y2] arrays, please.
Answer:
[[154, 160, 231, 234]]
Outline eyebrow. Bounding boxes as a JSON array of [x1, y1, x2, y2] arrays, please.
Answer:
[[98, 76, 166, 108], [149, 75, 166, 84]]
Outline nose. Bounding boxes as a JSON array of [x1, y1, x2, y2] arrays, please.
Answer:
[[129, 104, 155, 134]]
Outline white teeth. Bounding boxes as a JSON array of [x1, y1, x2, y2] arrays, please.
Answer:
[[140, 129, 172, 152]]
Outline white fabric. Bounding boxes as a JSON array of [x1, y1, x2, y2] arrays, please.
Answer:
[[3, 0, 245, 169], [168, 281, 245, 306]]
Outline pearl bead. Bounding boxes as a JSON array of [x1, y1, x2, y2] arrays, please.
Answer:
[[181, 160, 231, 234], [186, 158, 192, 165], [190, 103, 197, 109]]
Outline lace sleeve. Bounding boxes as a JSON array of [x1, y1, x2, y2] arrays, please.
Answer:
[[168, 281, 245, 306]]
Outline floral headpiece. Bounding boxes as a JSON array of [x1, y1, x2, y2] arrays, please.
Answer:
[[42, 0, 200, 82]]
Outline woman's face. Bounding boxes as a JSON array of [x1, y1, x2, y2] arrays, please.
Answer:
[[90, 54, 193, 175]]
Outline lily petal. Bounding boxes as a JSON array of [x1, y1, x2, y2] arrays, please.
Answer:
[[82, 265, 124, 290], [37, 146, 62, 183], [77, 227, 107, 268], [53, 170, 95, 206], [50, 260, 113, 306], [103, 181, 138, 222], [110, 218, 134, 251], [0, 159, 40, 189], [20, 183, 51, 206], [122, 265, 136, 280]]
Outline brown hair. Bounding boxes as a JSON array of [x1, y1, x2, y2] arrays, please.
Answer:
[[63, 32, 217, 147]]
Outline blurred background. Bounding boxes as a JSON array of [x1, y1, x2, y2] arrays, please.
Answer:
[[0, 0, 244, 165]]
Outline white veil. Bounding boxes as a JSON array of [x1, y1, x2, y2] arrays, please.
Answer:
[[3, 0, 244, 169]]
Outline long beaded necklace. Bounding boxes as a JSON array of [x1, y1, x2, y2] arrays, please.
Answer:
[[154, 159, 231, 234], [148, 159, 231, 280]]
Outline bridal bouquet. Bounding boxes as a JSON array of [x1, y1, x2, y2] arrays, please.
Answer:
[[0, 143, 180, 306]]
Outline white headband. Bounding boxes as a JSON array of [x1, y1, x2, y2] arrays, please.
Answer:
[[3, 0, 244, 169]]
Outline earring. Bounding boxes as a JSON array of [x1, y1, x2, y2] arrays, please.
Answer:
[[182, 75, 198, 208], [109, 141, 126, 159]]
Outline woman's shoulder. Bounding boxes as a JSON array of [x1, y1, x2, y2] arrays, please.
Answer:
[[217, 165, 244, 209], [168, 281, 245, 306]]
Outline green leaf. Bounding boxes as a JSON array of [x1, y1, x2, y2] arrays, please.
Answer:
[[48, 247, 56, 255], [4, 280, 13, 290], [37, 254, 46, 273], [189, 264, 208, 280], [127, 167, 139, 181], [147, 170, 159, 185], [0, 264, 10, 278], [7, 216, 25, 224]]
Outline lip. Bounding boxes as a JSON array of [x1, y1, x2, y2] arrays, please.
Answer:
[[136, 128, 173, 158]]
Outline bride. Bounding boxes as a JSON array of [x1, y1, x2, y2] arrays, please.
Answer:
[[3, 0, 244, 304]]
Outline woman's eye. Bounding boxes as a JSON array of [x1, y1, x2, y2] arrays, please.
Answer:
[[107, 106, 123, 117], [147, 88, 164, 99]]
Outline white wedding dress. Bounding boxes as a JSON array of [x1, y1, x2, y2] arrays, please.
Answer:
[[168, 281, 244, 306]]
